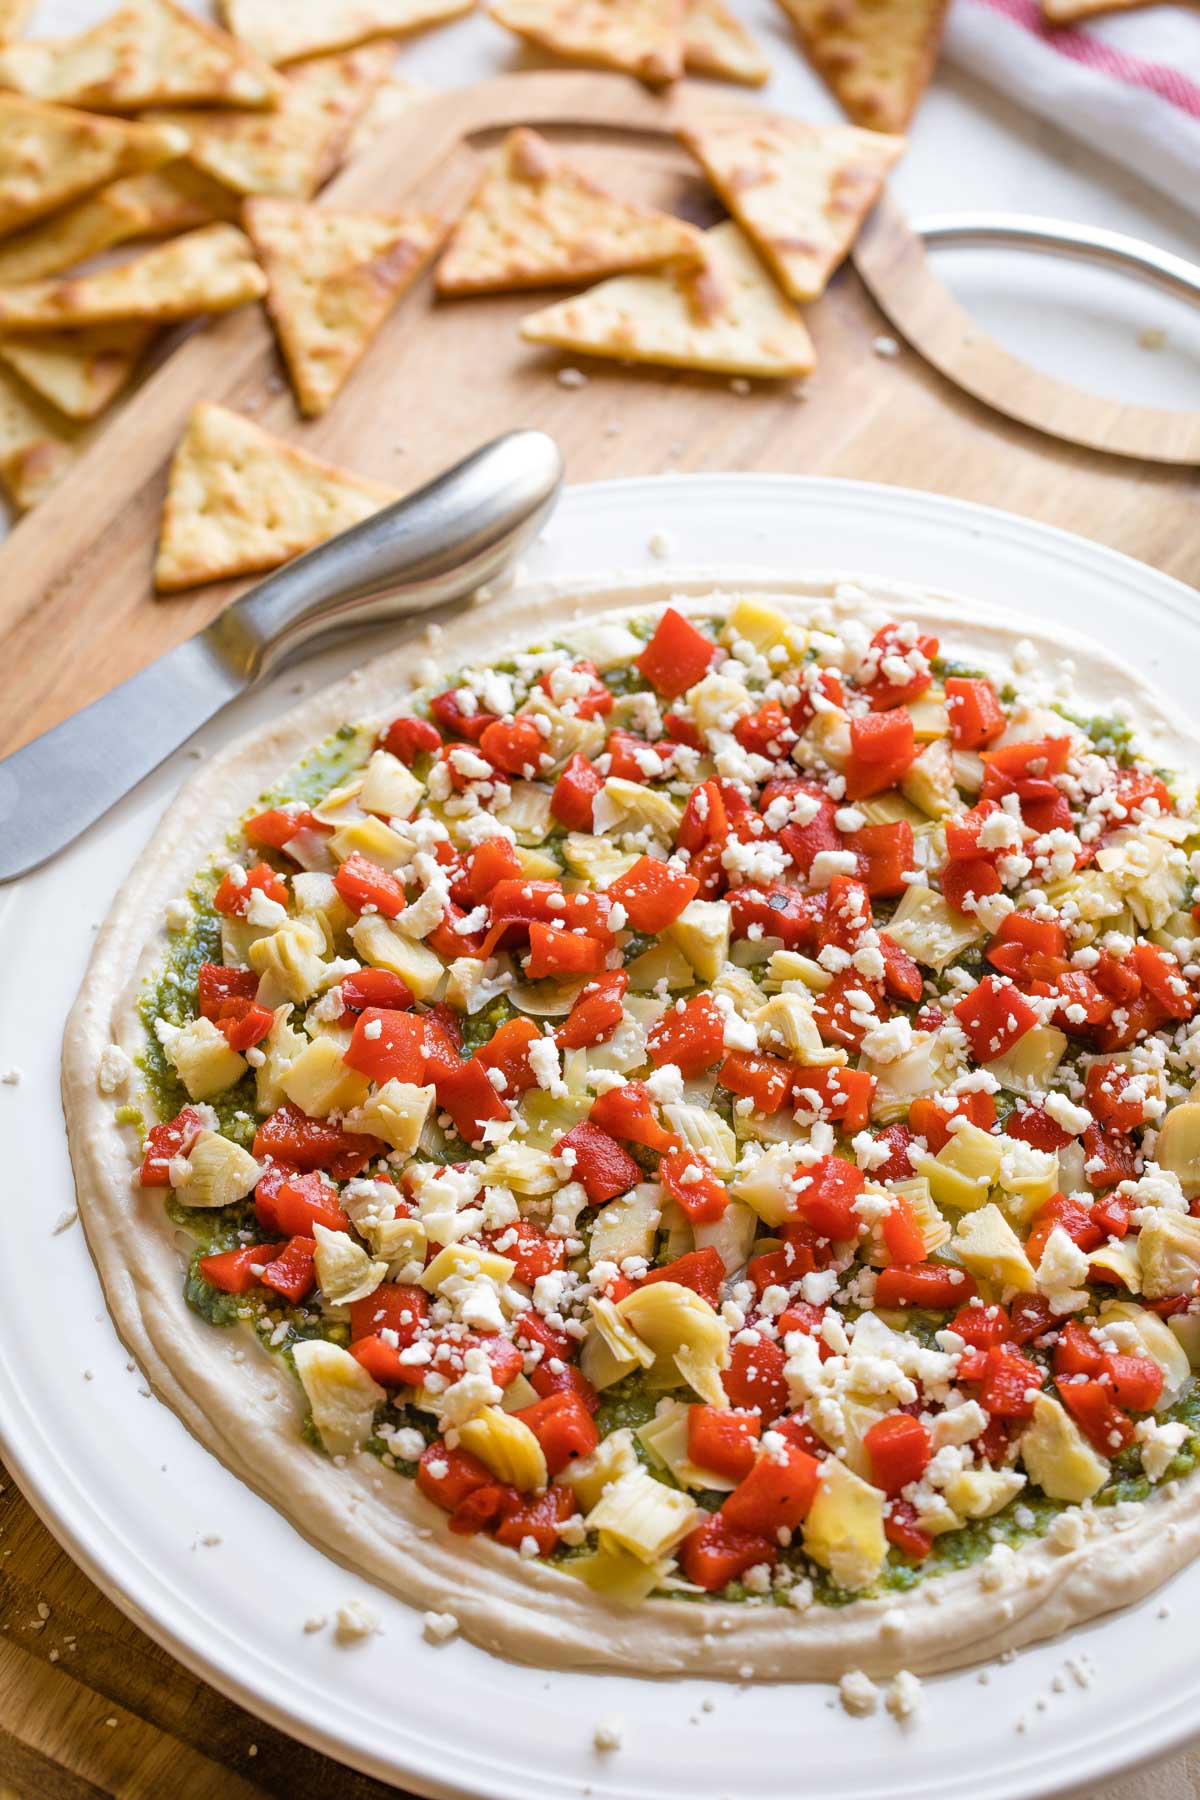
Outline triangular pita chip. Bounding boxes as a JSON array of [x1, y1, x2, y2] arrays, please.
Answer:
[[774, 0, 948, 132], [0, 2, 32, 39], [0, 164, 238, 283], [0, 96, 187, 236], [684, 0, 770, 85], [489, 0, 686, 84], [0, 0, 283, 112], [0, 364, 86, 510], [436, 127, 702, 296], [146, 44, 391, 199], [679, 114, 902, 301], [155, 402, 399, 591], [521, 219, 815, 379], [0, 223, 266, 330], [246, 197, 445, 416], [345, 76, 430, 159], [220, 0, 474, 64], [0, 322, 154, 420]]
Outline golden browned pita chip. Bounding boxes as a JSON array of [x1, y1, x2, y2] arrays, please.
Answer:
[[774, 0, 948, 132], [0, 0, 283, 112], [436, 127, 702, 296], [0, 322, 154, 420], [246, 197, 445, 415], [679, 114, 902, 301], [0, 164, 239, 283], [0, 222, 266, 330], [0, 363, 85, 508], [684, 0, 770, 84], [489, 0, 686, 84], [521, 219, 815, 378], [221, 0, 474, 64], [345, 75, 431, 159], [146, 44, 391, 199], [0, 1, 32, 39], [0, 96, 186, 237], [155, 402, 398, 591]]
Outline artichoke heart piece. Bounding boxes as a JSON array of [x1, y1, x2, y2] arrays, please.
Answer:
[[328, 813, 414, 872], [585, 1466, 700, 1562], [496, 780, 554, 845], [694, 1198, 758, 1274], [952, 1202, 1037, 1293], [763, 950, 832, 994], [915, 1122, 1002, 1213], [668, 899, 731, 983], [155, 1016, 246, 1102], [984, 1024, 1068, 1095], [662, 1102, 736, 1173], [625, 939, 695, 992], [280, 1036, 370, 1119], [1137, 1209, 1200, 1297], [581, 1295, 656, 1391], [598, 776, 682, 841], [1020, 1393, 1108, 1503], [249, 919, 328, 1007], [616, 1281, 729, 1403], [254, 1004, 306, 1113], [753, 991, 826, 1061], [802, 1459, 887, 1592], [351, 914, 445, 1001], [421, 1241, 516, 1293], [313, 1222, 386, 1306], [884, 884, 984, 972], [560, 1425, 639, 1511], [458, 1406, 548, 1492], [943, 1465, 1026, 1520], [174, 1130, 259, 1206], [568, 1537, 673, 1604], [359, 747, 424, 820], [293, 1339, 384, 1459], [901, 738, 957, 819], [343, 1079, 434, 1154], [731, 1142, 800, 1228], [588, 1184, 662, 1266], [721, 595, 805, 659], [562, 833, 640, 886], [1152, 1104, 1200, 1196], [1088, 1236, 1142, 1294]]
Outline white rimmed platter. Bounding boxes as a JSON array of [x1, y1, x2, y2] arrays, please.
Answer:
[[1, 474, 1198, 1800]]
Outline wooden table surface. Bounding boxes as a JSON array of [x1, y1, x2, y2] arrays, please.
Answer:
[[0, 71, 1197, 1800]]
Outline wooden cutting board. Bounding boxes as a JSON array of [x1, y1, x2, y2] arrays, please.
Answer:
[[0, 66, 1197, 1800], [0, 69, 1197, 758]]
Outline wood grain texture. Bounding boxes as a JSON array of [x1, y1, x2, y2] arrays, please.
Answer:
[[0, 70, 1195, 758], [852, 195, 1200, 465], [1, 65, 1198, 1800]]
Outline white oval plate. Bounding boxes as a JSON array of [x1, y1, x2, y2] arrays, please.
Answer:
[[1, 475, 1197, 1800]]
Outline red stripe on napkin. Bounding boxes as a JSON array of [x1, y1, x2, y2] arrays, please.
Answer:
[[972, 0, 1200, 120]]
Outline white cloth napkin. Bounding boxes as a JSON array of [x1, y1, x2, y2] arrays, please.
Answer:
[[945, 0, 1200, 222]]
